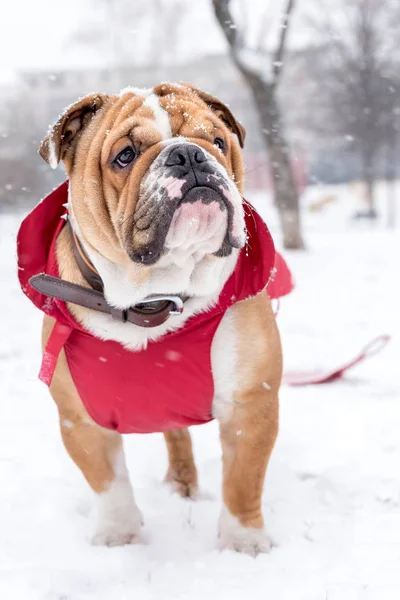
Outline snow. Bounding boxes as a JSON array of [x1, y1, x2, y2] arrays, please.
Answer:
[[1, 182, 400, 598]]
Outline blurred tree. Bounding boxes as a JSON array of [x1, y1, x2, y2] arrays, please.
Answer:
[[213, 0, 305, 249], [304, 0, 400, 215], [0, 93, 50, 210]]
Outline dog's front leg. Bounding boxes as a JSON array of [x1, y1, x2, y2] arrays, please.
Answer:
[[218, 393, 278, 555], [43, 316, 142, 547], [212, 294, 282, 555]]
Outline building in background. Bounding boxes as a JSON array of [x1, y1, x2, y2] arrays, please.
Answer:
[[0, 54, 309, 209]]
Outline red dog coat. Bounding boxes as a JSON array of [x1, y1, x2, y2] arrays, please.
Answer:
[[17, 182, 293, 434]]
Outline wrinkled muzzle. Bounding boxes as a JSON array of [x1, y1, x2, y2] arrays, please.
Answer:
[[127, 142, 246, 265]]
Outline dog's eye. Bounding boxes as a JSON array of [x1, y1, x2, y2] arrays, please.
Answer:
[[214, 137, 226, 153], [115, 147, 136, 168]]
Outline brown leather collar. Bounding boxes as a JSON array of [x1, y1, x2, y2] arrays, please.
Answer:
[[28, 218, 189, 329], [69, 221, 104, 292], [29, 274, 185, 327]]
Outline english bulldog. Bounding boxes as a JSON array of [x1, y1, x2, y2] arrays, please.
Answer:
[[18, 83, 285, 556]]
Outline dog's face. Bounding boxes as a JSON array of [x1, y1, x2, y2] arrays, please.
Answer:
[[40, 83, 247, 307]]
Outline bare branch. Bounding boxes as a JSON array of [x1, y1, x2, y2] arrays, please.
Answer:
[[272, 0, 296, 83], [212, 0, 242, 51], [305, 6, 359, 80]]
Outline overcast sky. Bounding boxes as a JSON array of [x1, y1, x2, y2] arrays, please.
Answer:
[[0, 0, 316, 84], [0, 0, 221, 80], [1, 0, 83, 78]]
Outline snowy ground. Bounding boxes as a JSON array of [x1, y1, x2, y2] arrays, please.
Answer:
[[1, 183, 400, 599]]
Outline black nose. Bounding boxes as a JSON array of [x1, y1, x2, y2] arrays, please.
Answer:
[[165, 144, 207, 168]]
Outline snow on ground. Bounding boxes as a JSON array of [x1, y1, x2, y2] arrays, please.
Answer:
[[1, 184, 400, 599]]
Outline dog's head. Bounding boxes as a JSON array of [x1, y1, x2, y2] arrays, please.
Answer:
[[39, 83, 247, 308]]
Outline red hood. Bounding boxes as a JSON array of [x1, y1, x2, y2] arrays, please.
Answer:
[[17, 181, 294, 327]]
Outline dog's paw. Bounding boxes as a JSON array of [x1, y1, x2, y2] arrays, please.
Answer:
[[91, 508, 143, 547], [219, 531, 273, 556], [218, 508, 274, 556], [165, 478, 199, 499], [165, 467, 199, 499], [91, 480, 143, 547], [91, 528, 141, 547]]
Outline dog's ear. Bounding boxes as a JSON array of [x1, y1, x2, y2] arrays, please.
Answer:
[[39, 94, 108, 169], [183, 83, 246, 148]]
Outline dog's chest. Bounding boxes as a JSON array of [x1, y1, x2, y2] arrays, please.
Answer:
[[64, 311, 227, 434]]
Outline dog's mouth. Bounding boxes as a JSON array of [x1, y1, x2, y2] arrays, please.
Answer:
[[129, 169, 245, 266], [165, 185, 238, 257]]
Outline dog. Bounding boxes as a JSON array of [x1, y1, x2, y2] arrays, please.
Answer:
[[308, 194, 337, 213], [17, 83, 289, 555]]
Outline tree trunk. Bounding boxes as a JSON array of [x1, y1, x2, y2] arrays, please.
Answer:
[[211, 0, 304, 249], [240, 70, 305, 249], [361, 147, 376, 213], [365, 178, 375, 213], [262, 93, 305, 249]]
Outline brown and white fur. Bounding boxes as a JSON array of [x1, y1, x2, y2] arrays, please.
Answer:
[[39, 83, 282, 556]]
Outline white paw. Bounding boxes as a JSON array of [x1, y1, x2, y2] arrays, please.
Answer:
[[165, 478, 199, 499], [218, 507, 274, 556], [91, 526, 141, 547], [91, 478, 142, 547]]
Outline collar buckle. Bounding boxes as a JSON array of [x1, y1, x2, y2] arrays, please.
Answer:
[[141, 295, 184, 315]]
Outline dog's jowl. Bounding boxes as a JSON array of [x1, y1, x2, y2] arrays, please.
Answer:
[[17, 83, 292, 555]]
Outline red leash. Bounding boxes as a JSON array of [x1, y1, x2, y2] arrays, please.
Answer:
[[283, 335, 391, 386]]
